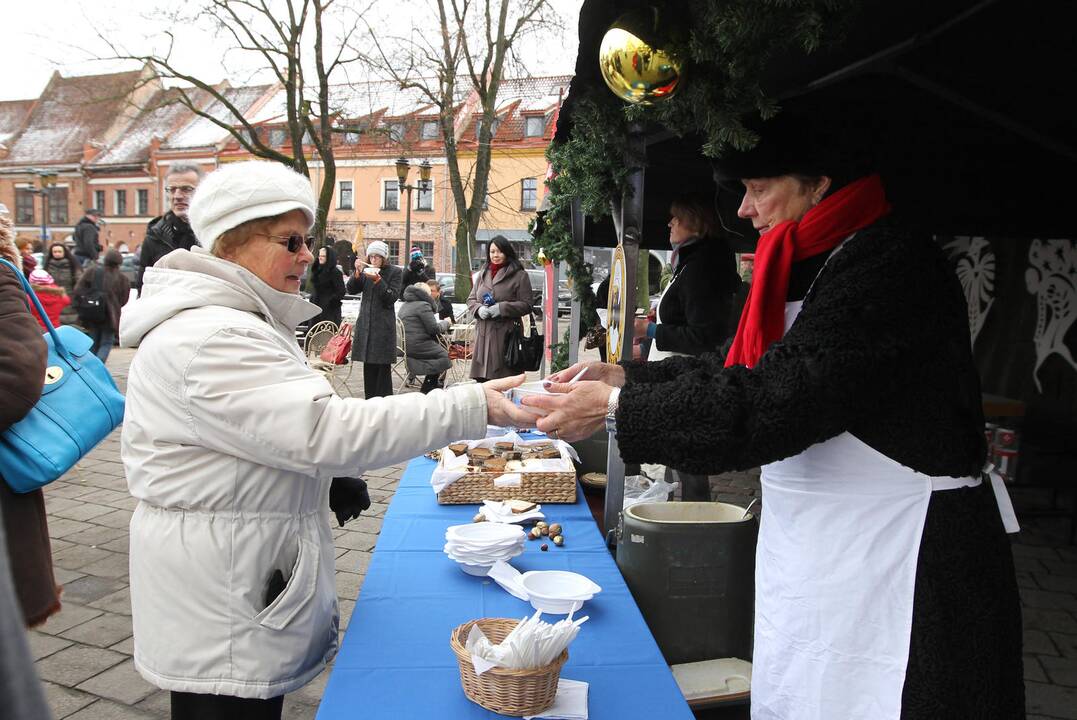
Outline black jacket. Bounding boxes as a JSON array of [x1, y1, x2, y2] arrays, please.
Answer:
[[436, 295, 454, 321], [72, 217, 101, 262], [618, 218, 986, 479], [138, 212, 199, 288], [400, 259, 436, 298], [653, 238, 740, 356], [309, 246, 346, 326]]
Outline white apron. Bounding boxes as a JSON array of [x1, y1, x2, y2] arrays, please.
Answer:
[[750, 299, 1018, 720]]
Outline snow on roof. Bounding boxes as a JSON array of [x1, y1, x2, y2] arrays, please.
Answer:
[[90, 88, 211, 167], [2, 69, 144, 165], [0, 99, 34, 146], [247, 80, 448, 127], [162, 84, 273, 150], [495, 75, 571, 114]]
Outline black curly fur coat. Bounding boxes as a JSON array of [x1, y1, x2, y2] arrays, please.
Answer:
[[616, 219, 1025, 719]]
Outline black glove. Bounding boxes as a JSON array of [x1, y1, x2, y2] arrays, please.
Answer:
[[330, 476, 371, 527]]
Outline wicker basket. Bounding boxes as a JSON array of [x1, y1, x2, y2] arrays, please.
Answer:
[[437, 470, 577, 504], [450, 618, 568, 716]]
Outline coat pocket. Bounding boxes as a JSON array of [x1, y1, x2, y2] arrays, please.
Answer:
[[254, 536, 318, 631]]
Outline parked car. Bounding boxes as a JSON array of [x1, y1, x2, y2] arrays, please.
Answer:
[[120, 252, 141, 291]]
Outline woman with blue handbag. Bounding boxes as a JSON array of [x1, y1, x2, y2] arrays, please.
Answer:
[[0, 212, 62, 631]]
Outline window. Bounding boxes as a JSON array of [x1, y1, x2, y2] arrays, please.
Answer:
[[341, 130, 361, 145], [421, 121, 439, 140], [47, 187, 68, 224], [520, 178, 537, 211], [388, 123, 405, 143], [385, 240, 401, 265], [15, 188, 34, 224], [268, 128, 288, 146], [301, 129, 313, 146], [114, 190, 127, 216], [338, 181, 354, 210], [93, 190, 105, 213], [416, 183, 433, 211], [136, 189, 149, 216], [382, 180, 399, 210], [524, 115, 546, 138]]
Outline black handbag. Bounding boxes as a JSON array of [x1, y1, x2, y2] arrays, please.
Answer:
[[503, 312, 543, 372], [75, 265, 108, 325]]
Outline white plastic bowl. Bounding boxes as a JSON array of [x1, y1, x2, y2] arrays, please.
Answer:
[[519, 570, 602, 614]]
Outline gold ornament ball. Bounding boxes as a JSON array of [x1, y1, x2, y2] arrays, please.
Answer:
[[536, 249, 549, 265], [599, 18, 682, 106]]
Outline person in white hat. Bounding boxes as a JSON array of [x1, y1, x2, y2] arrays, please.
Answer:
[[118, 161, 532, 719], [345, 238, 402, 397]]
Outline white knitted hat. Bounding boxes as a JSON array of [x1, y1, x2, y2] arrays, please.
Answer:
[[366, 240, 389, 259], [189, 161, 316, 252]]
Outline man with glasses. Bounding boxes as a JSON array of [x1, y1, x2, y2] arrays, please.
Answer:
[[137, 163, 204, 291]]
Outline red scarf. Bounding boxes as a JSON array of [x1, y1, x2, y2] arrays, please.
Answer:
[[724, 174, 891, 369], [489, 261, 504, 280]]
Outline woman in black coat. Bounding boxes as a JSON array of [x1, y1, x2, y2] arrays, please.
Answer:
[[632, 195, 741, 500], [346, 241, 401, 398], [74, 249, 130, 363], [309, 245, 346, 327]]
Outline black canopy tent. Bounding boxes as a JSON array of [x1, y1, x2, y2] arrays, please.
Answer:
[[554, 0, 1077, 536]]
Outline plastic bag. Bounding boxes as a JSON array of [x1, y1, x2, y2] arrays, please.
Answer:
[[623, 464, 678, 509]]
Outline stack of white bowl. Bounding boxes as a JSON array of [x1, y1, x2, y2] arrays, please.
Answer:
[[444, 523, 526, 576]]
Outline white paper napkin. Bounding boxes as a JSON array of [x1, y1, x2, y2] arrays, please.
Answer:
[[487, 560, 529, 601], [524, 678, 589, 720]]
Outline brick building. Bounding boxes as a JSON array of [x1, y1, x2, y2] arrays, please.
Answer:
[[0, 66, 568, 269]]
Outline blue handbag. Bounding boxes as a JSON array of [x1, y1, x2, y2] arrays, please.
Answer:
[[0, 258, 125, 493]]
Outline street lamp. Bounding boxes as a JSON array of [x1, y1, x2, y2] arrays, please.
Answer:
[[395, 157, 432, 253], [26, 170, 57, 244]]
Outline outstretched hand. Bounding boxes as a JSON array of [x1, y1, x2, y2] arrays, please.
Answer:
[[545, 361, 625, 388], [522, 380, 611, 442], [482, 374, 540, 429]]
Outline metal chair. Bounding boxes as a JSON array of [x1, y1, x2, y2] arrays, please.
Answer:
[[445, 317, 475, 386], [305, 320, 354, 397], [391, 316, 412, 392]]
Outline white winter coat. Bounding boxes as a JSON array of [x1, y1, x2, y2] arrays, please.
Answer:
[[119, 249, 487, 698]]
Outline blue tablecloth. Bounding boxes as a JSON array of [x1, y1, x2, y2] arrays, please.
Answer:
[[317, 454, 694, 719]]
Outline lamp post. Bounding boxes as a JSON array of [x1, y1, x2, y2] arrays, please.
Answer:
[[28, 170, 57, 244], [394, 157, 432, 257]]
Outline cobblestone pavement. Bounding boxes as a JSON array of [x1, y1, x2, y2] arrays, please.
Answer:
[[23, 347, 1077, 719]]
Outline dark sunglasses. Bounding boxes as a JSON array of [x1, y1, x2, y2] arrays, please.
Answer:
[[259, 233, 315, 253]]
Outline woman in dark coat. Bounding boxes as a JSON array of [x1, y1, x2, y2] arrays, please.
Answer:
[[529, 113, 1023, 720], [632, 195, 741, 500], [43, 242, 82, 325], [309, 245, 346, 327], [346, 240, 401, 398], [399, 282, 452, 393], [466, 238, 533, 381], [0, 214, 61, 631], [74, 249, 130, 363]]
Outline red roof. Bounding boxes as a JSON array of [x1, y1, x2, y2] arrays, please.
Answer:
[[1, 69, 144, 166]]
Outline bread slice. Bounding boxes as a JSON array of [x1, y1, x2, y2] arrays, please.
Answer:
[[505, 499, 538, 514]]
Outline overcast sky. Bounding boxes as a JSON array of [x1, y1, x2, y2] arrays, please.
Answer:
[[3, 0, 583, 101]]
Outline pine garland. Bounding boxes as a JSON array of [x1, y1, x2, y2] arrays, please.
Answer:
[[535, 0, 853, 370]]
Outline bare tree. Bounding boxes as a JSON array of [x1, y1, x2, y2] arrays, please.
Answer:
[[98, 0, 367, 239], [361, 0, 560, 297]]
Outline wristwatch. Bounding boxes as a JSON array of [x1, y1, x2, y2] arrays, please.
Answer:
[[605, 387, 620, 433]]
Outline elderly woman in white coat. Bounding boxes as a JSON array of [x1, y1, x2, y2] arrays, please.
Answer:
[[120, 161, 530, 720]]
